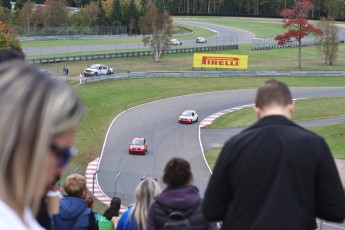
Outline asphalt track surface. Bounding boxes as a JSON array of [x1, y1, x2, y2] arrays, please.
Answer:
[[97, 87, 345, 207], [23, 19, 253, 56]]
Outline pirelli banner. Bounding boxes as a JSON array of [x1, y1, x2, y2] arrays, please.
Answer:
[[193, 53, 248, 70]]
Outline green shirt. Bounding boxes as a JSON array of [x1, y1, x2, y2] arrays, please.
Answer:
[[98, 215, 114, 230]]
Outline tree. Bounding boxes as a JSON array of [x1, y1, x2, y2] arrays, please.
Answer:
[[0, 5, 10, 23], [275, 0, 323, 69], [139, 2, 172, 62], [111, 0, 121, 26], [78, 2, 100, 26], [316, 17, 339, 65], [19, 1, 34, 35], [43, 0, 69, 27], [0, 0, 11, 10], [0, 20, 22, 50], [96, 0, 109, 26]]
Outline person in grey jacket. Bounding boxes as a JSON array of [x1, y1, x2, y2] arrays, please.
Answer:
[[202, 79, 345, 229], [147, 157, 217, 230]]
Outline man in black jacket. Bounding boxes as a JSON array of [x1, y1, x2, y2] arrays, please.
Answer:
[[202, 79, 345, 229]]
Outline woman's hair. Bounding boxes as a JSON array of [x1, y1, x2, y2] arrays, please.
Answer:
[[103, 197, 121, 220], [163, 157, 193, 188], [0, 61, 84, 218], [130, 178, 161, 230], [64, 174, 87, 198]]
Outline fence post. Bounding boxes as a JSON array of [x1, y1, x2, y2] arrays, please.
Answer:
[[113, 172, 121, 197], [92, 170, 99, 195]]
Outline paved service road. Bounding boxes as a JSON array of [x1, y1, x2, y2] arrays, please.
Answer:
[[202, 116, 345, 151], [23, 19, 252, 56], [97, 87, 345, 206]]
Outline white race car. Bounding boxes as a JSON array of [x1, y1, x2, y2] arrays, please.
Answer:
[[178, 110, 198, 124]]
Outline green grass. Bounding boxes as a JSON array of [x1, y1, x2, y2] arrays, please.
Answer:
[[203, 97, 345, 173], [310, 124, 345, 159], [36, 43, 345, 78], [206, 97, 345, 129], [204, 147, 222, 171], [176, 16, 345, 38]]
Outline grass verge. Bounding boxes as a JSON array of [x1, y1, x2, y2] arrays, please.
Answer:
[[203, 97, 345, 174], [206, 97, 345, 129], [37, 43, 345, 77]]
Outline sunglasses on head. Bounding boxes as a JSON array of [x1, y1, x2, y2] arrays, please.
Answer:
[[50, 143, 76, 168]]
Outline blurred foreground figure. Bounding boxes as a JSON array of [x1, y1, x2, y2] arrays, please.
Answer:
[[203, 79, 345, 229], [0, 61, 84, 229]]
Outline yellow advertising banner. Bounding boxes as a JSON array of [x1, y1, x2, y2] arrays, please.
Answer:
[[193, 53, 248, 70]]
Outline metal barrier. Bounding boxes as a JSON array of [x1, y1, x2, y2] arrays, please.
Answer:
[[78, 70, 345, 84], [27, 44, 238, 64], [252, 37, 319, 51]]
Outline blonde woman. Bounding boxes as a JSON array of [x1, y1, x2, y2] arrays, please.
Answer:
[[0, 61, 84, 229], [117, 178, 161, 230]]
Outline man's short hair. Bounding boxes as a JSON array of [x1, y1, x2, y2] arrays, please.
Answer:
[[0, 49, 25, 63], [63, 174, 86, 198], [255, 79, 293, 109]]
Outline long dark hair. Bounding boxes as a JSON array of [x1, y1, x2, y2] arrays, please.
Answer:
[[103, 197, 121, 220]]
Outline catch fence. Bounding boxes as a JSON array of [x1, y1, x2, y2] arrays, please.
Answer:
[[15, 26, 128, 38]]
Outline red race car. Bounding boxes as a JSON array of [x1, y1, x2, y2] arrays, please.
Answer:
[[129, 137, 148, 154]]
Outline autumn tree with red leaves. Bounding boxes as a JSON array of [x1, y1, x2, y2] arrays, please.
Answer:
[[275, 0, 323, 69], [0, 21, 21, 50]]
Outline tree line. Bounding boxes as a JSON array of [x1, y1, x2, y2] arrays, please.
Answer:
[[2, 0, 345, 20], [0, 0, 344, 37]]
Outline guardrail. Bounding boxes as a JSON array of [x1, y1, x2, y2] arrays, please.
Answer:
[[78, 70, 345, 84], [27, 44, 239, 64]]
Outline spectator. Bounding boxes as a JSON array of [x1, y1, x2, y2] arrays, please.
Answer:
[[98, 197, 121, 230], [86, 196, 94, 209], [51, 174, 98, 230], [0, 61, 84, 229], [147, 157, 217, 230], [117, 178, 161, 230], [202, 79, 345, 229]]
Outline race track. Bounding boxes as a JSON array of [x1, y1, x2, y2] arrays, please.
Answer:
[[23, 19, 253, 56], [97, 87, 345, 206]]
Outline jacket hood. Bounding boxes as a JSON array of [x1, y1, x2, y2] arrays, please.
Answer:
[[58, 196, 88, 219], [154, 185, 201, 209]]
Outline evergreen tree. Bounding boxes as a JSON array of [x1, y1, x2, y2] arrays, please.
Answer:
[[123, 0, 138, 34], [14, 0, 25, 10], [0, 0, 11, 10], [111, 0, 121, 26], [97, 0, 109, 25]]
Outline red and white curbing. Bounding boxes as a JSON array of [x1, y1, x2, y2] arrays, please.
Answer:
[[85, 158, 112, 206], [200, 99, 304, 128], [200, 104, 254, 127]]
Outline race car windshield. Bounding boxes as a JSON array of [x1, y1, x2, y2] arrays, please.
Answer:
[[132, 140, 144, 145], [182, 111, 192, 116]]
